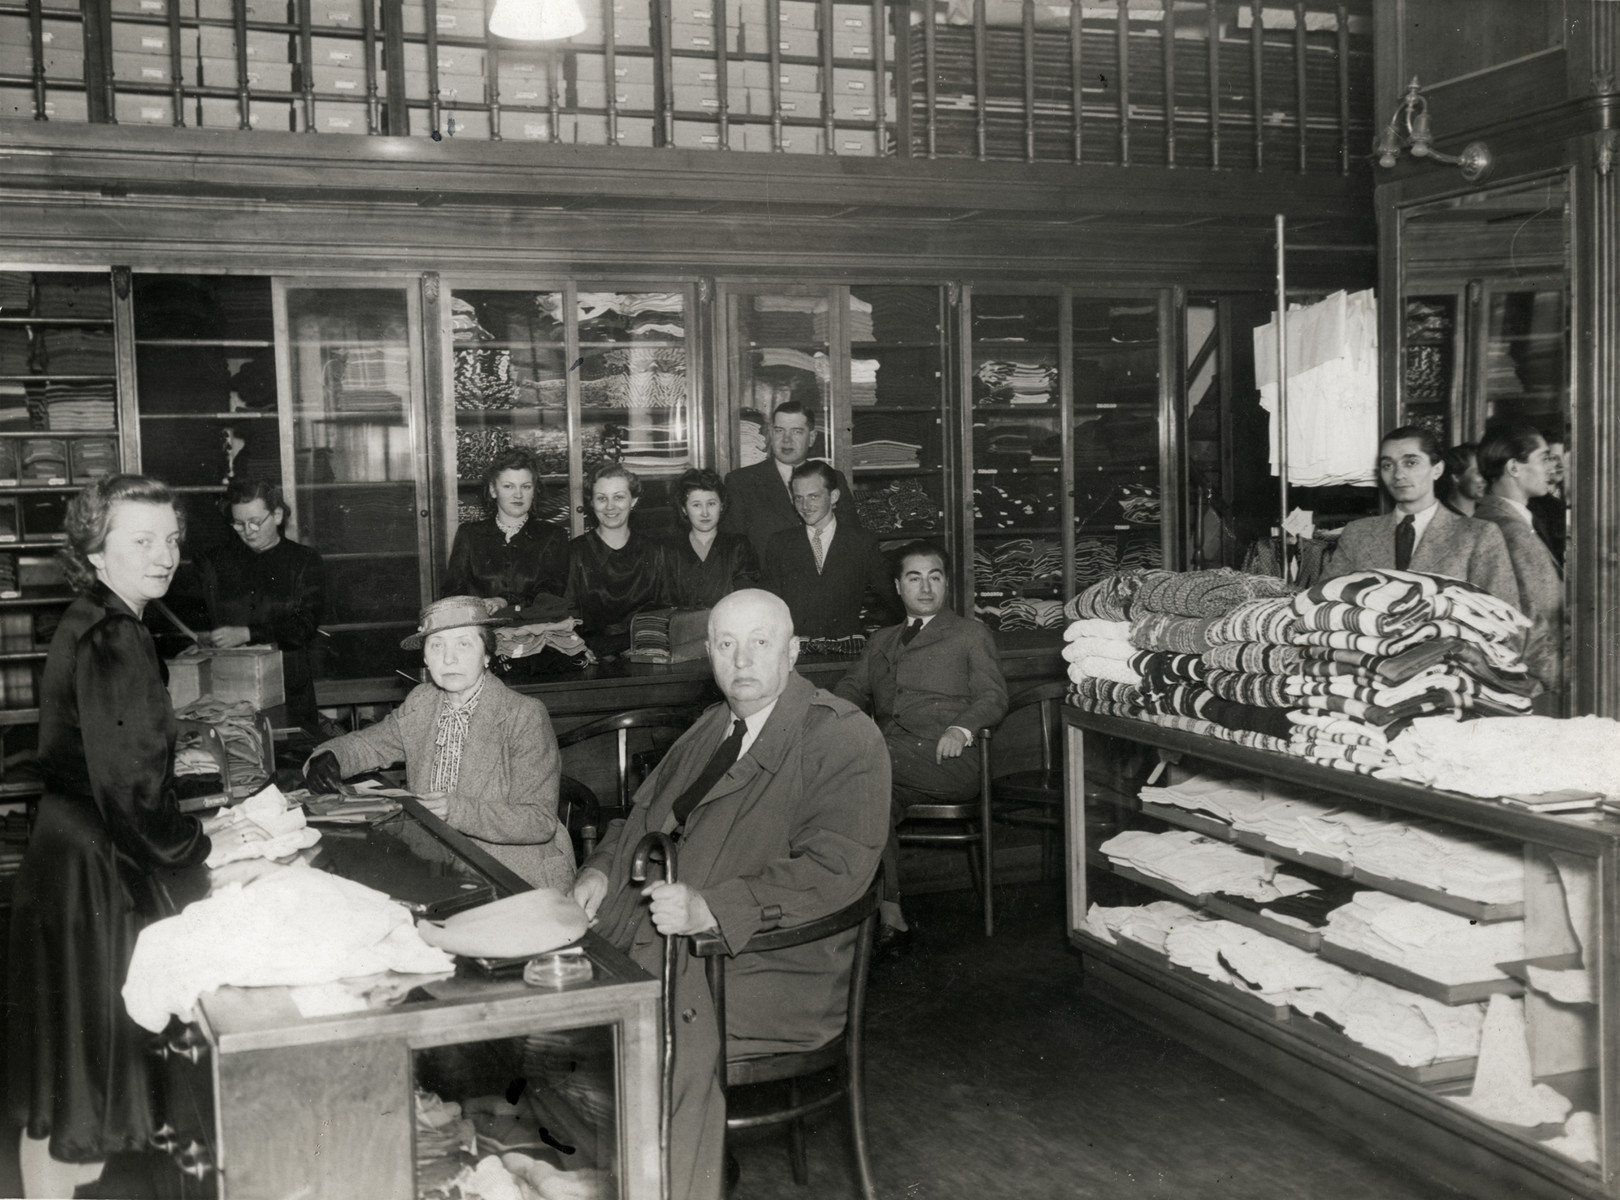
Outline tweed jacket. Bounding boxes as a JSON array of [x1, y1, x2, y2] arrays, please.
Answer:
[[758, 521, 899, 638], [834, 608, 1009, 746], [583, 673, 888, 1200], [1323, 503, 1519, 607], [718, 457, 860, 559], [1473, 495, 1565, 696], [316, 674, 572, 892]]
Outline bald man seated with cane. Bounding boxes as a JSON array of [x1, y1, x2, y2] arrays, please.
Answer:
[[570, 589, 889, 1200]]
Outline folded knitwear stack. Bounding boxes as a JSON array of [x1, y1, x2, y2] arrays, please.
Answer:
[[1322, 892, 1524, 984], [1285, 569, 1535, 774], [1098, 829, 1319, 904]]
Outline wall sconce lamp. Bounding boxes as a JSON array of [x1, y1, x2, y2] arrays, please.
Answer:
[[489, 0, 586, 41], [1374, 77, 1493, 182]]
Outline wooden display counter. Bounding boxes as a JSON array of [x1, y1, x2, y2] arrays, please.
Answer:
[[151, 798, 661, 1200], [1062, 707, 1620, 1200]]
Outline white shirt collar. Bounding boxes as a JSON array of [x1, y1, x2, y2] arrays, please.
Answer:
[[806, 514, 837, 544], [731, 699, 777, 758], [908, 613, 938, 630], [774, 458, 794, 488], [1498, 496, 1535, 526]]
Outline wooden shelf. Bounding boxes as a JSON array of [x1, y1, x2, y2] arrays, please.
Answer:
[[0, 651, 47, 663], [141, 411, 279, 420], [136, 338, 272, 348], [0, 709, 42, 726]]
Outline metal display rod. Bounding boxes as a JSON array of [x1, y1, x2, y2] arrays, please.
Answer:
[[1274, 213, 1289, 581]]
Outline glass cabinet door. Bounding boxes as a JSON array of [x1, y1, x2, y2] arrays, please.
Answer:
[[277, 281, 429, 681], [441, 286, 574, 539], [575, 286, 698, 539], [964, 288, 1065, 632], [1400, 292, 1461, 443], [846, 285, 948, 550], [1479, 282, 1567, 442], [722, 285, 839, 478], [1071, 295, 1164, 592]]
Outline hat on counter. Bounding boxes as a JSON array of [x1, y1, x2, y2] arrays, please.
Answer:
[[401, 595, 510, 650]]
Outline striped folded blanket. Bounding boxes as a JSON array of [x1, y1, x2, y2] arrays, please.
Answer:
[[1130, 613, 1221, 654], [1205, 669, 1292, 708], [1202, 597, 1300, 646], [1201, 641, 1301, 675]]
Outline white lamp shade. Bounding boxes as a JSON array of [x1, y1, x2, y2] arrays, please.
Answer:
[[489, 0, 586, 41]]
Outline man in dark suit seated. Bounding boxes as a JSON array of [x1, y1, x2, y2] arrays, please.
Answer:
[[719, 399, 858, 560], [834, 541, 1008, 955], [571, 589, 888, 1200], [758, 460, 898, 639]]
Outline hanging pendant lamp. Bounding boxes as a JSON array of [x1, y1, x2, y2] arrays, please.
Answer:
[[488, 0, 586, 41]]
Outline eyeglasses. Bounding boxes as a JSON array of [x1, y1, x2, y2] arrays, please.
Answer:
[[230, 513, 275, 533]]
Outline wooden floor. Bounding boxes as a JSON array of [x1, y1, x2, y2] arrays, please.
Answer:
[[728, 880, 1461, 1200], [0, 880, 1462, 1200]]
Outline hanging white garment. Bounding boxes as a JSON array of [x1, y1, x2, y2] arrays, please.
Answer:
[[1255, 289, 1379, 486]]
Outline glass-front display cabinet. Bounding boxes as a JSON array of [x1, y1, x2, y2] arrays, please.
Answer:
[[719, 283, 840, 478], [436, 281, 701, 558], [277, 281, 432, 682]]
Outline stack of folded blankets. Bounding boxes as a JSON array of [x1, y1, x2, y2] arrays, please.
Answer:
[[1061, 617, 1138, 715], [974, 359, 1056, 404], [850, 357, 879, 406], [1284, 569, 1535, 775]]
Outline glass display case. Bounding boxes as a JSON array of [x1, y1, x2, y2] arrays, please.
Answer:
[[1480, 282, 1567, 443], [722, 284, 838, 480], [1400, 292, 1460, 443], [277, 281, 430, 682], [0, 268, 121, 801], [845, 284, 948, 549]]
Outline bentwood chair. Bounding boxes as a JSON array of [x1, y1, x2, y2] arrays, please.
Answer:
[[894, 724, 998, 937], [556, 708, 701, 857], [690, 877, 882, 1200], [986, 682, 1070, 880]]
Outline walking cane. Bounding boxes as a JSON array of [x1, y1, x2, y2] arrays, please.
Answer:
[[630, 831, 678, 1200]]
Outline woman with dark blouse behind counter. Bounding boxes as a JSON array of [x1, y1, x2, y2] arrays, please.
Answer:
[[443, 446, 569, 620], [662, 467, 758, 609], [564, 464, 667, 657]]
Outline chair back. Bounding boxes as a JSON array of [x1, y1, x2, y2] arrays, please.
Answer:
[[556, 774, 602, 863], [995, 680, 1068, 774], [556, 706, 702, 810]]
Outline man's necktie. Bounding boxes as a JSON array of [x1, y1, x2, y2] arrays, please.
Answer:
[[811, 528, 825, 574], [671, 717, 747, 829], [900, 618, 923, 646], [1394, 513, 1416, 572]]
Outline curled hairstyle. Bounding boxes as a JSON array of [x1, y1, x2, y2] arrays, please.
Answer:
[[483, 446, 544, 496], [891, 540, 951, 584], [61, 474, 181, 593], [1437, 443, 1478, 506], [223, 477, 284, 513], [589, 462, 642, 501], [1477, 423, 1547, 485], [670, 468, 727, 528]]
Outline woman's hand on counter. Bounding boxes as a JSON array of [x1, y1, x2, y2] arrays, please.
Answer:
[[304, 751, 346, 795], [572, 867, 608, 923], [417, 791, 450, 820], [208, 855, 285, 893], [206, 625, 252, 649]]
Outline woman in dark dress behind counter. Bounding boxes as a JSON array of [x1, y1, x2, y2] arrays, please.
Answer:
[[443, 446, 569, 620], [662, 467, 758, 609], [564, 464, 667, 657], [5, 475, 258, 1198]]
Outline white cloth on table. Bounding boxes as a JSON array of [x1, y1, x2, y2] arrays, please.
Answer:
[[1322, 892, 1523, 985], [122, 862, 455, 1032], [203, 782, 321, 868]]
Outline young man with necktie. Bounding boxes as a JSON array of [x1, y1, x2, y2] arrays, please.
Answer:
[[1321, 425, 1518, 606], [718, 399, 859, 560], [834, 542, 1008, 956], [758, 459, 897, 639]]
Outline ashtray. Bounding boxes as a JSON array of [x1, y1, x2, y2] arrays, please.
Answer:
[[522, 946, 593, 989]]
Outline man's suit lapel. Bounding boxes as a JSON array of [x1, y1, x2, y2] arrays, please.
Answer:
[[1412, 504, 1458, 571], [642, 703, 732, 833]]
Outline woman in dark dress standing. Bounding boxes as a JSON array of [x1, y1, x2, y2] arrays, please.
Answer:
[[564, 464, 666, 657], [662, 467, 757, 608], [443, 446, 569, 620], [5, 475, 256, 1197]]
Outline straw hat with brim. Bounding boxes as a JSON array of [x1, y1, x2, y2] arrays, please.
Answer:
[[401, 595, 510, 650]]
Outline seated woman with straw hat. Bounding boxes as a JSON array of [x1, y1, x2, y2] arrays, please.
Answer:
[[304, 596, 572, 892]]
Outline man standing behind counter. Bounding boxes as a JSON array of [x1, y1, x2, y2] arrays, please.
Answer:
[[720, 399, 858, 559], [572, 589, 888, 1200], [835, 542, 1007, 954], [196, 479, 326, 734], [759, 460, 896, 639]]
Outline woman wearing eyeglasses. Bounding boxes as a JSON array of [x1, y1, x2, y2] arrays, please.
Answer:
[[194, 479, 327, 733]]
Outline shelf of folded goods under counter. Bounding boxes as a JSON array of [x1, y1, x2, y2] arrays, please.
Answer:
[[149, 797, 661, 1200], [1062, 707, 1620, 1200]]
